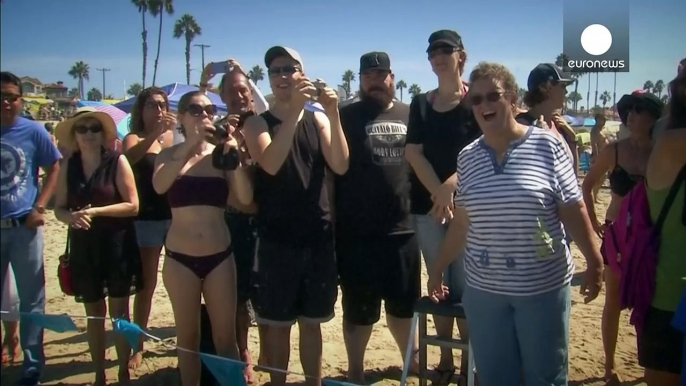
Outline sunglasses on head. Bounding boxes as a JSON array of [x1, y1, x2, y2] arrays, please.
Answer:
[[187, 104, 217, 117], [428, 46, 460, 59], [144, 101, 166, 110], [74, 123, 103, 134], [1, 94, 21, 103], [268, 65, 300, 76], [469, 91, 506, 106]]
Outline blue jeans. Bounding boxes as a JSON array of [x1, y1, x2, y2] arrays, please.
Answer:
[[0, 225, 46, 379], [413, 214, 465, 301], [463, 284, 571, 386]]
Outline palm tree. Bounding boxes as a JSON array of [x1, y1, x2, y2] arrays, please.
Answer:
[[341, 70, 355, 99], [555, 53, 570, 70], [87, 87, 102, 101], [104, 94, 115, 100], [593, 71, 601, 110], [173, 14, 202, 85], [660, 95, 668, 104], [600, 91, 611, 108], [127, 83, 143, 96], [395, 80, 407, 102], [248, 65, 264, 85], [518, 87, 527, 107], [643, 80, 654, 92], [585, 71, 591, 113], [653, 80, 665, 97], [132, 0, 149, 87], [68, 61, 90, 99], [568, 91, 582, 110], [408, 84, 422, 99], [149, 0, 174, 86], [68, 88, 79, 98]]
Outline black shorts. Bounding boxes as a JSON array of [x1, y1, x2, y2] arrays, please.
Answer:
[[251, 236, 338, 326], [224, 211, 256, 304], [638, 306, 683, 375], [70, 223, 142, 303], [336, 233, 421, 325]]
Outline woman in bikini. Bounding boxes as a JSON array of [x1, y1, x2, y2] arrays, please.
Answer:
[[581, 90, 664, 386], [152, 91, 253, 386]]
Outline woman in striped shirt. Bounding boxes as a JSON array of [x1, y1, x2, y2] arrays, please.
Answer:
[[427, 62, 603, 386]]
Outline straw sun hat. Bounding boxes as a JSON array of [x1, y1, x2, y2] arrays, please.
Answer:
[[55, 107, 118, 150]]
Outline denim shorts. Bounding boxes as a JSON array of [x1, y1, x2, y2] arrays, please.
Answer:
[[463, 284, 571, 386], [413, 214, 466, 302], [134, 220, 171, 248]]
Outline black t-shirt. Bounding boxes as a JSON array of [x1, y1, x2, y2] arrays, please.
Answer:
[[335, 101, 413, 239], [406, 94, 481, 215]]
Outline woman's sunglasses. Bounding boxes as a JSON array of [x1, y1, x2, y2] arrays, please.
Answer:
[[187, 104, 217, 117], [144, 101, 166, 110], [268, 65, 300, 77], [74, 124, 103, 134], [469, 91, 505, 106], [629, 104, 646, 114]]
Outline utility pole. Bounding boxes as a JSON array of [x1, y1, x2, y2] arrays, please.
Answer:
[[96, 68, 111, 99], [194, 44, 211, 70]]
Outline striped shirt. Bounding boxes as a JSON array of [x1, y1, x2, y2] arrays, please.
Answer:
[[455, 127, 582, 296]]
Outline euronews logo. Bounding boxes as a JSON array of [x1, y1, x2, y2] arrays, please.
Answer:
[[563, 0, 630, 73], [566, 24, 626, 70]]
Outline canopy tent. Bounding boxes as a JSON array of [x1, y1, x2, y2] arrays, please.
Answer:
[[114, 83, 227, 114]]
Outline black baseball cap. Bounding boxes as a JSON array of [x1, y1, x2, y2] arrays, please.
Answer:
[[360, 52, 391, 73], [527, 63, 576, 91], [426, 30, 464, 52], [616, 90, 664, 125]]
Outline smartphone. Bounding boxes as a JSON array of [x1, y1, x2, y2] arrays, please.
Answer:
[[311, 78, 327, 100], [209, 61, 231, 75]]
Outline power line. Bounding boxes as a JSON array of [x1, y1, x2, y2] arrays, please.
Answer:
[[96, 68, 111, 99]]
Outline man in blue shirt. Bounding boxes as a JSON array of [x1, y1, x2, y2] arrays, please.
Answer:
[[1, 71, 61, 386]]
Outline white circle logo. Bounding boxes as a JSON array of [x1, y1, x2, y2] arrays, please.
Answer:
[[580, 24, 613, 56]]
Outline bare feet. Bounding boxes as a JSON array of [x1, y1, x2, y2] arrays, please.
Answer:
[[1, 334, 20, 365], [604, 373, 622, 386], [346, 371, 366, 385], [127, 351, 143, 370], [241, 349, 255, 384]]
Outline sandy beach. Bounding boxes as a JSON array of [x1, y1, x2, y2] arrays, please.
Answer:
[[1, 185, 646, 386]]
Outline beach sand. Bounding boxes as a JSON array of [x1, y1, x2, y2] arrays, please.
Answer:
[[1, 185, 646, 385]]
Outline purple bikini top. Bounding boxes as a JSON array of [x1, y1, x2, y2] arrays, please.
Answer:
[[167, 175, 228, 209]]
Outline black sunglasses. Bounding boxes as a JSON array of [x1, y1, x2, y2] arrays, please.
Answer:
[[1, 94, 21, 103], [428, 46, 460, 59], [187, 104, 217, 117], [268, 65, 300, 77], [74, 124, 103, 134], [469, 91, 506, 106], [629, 104, 646, 114], [144, 101, 166, 110]]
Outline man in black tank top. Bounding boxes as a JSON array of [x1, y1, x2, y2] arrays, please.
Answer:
[[335, 52, 420, 383], [242, 46, 349, 386]]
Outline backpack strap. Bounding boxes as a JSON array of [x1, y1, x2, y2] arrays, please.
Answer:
[[418, 92, 429, 124], [654, 162, 686, 233]]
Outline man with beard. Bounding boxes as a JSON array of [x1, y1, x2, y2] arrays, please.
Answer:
[[334, 52, 420, 384], [198, 62, 269, 384]]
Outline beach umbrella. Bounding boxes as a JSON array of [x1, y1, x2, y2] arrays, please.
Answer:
[[116, 114, 132, 140]]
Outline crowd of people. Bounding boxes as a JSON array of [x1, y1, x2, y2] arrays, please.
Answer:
[[1, 29, 685, 386]]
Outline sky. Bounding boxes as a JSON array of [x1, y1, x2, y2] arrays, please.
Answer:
[[1, 0, 683, 110]]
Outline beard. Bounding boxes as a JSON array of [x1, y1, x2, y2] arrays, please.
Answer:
[[359, 83, 395, 111]]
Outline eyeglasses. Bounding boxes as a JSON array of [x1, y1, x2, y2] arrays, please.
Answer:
[[469, 91, 506, 106], [144, 101, 166, 110], [1, 94, 21, 103], [268, 65, 300, 77], [428, 47, 460, 59], [629, 104, 646, 114], [187, 104, 217, 117], [74, 124, 103, 134]]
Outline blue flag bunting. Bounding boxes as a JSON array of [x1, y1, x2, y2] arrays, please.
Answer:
[[113, 319, 145, 352], [200, 353, 247, 386], [323, 379, 359, 386], [20, 313, 78, 333]]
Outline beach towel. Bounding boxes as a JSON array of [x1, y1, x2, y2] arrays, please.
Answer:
[[618, 163, 686, 350]]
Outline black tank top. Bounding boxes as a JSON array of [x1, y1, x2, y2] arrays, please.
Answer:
[[132, 153, 171, 221], [253, 110, 332, 245], [66, 148, 132, 230]]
